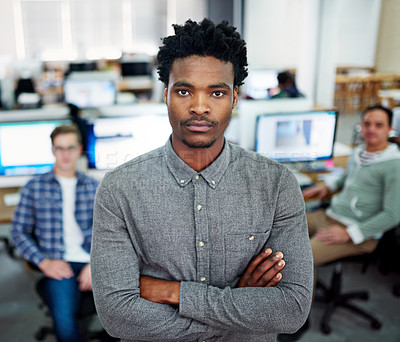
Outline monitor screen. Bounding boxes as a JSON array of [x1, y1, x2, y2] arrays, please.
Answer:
[[255, 111, 338, 162], [120, 61, 150, 77], [245, 69, 279, 99], [0, 119, 71, 176], [64, 79, 116, 108], [86, 115, 171, 170]]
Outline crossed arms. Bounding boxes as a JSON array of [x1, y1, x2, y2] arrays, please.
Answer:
[[91, 178, 313, 341], [139, 248, 285, 306]]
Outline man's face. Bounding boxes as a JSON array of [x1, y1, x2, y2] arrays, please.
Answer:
[[360, 109, 392, 149], [164, 55, 238, 150], [52, 133, 82, 173]]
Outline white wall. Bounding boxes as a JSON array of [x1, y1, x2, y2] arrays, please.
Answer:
[[0, 0, 17, 57], [244, 0, 320, 99], [336, 0, 381, 67], [376, 0, 400, 73], [244, 0, 383, 108]]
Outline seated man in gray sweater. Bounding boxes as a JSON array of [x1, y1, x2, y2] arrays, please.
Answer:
[[91, 18, 313, 342], [280, 104, 400, 341]]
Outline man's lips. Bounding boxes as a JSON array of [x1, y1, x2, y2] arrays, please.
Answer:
[[185, 121, 214, 132]]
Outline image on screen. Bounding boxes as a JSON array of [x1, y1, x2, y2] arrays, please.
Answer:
[[255, 111, 337, 162], [0, 119, 71, 176], [64, 79, 116, 108], [86, 115, 171, 170]]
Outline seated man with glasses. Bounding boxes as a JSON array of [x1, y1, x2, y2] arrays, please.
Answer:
[[12, 125, 99, 342]]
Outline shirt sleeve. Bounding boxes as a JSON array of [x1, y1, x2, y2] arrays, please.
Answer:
[[11, 183, 45, 266], [179, 168, 313, 335], [348, 160, 400, 243], [91, 181, 225, 341]]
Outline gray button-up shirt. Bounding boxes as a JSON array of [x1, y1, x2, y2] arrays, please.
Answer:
[[91, 139, 313, 342]]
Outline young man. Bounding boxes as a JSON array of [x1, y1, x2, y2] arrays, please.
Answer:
[[281, 105, 400, 341], [91, 19, 313, 342], [12, 125, 99, 342]]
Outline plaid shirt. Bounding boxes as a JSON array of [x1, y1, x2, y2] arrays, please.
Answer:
[[12, 170, 98, 266]]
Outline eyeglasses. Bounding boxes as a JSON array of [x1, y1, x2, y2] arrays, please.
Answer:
[[52, 145, 79, 153]]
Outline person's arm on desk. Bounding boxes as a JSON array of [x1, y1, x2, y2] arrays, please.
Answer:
[[302, 184, 329, 200]]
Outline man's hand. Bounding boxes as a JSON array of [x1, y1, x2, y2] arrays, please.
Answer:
[[302, 184, 329, 200], [314, 225, 351, 244], [237, 248, 285, 288], [139, 276, 180, 306], [77, 263, 93, 291], [38, 259, 74, 280]]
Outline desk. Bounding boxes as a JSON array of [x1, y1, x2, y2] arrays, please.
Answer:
[[0, 187, 19, 224]]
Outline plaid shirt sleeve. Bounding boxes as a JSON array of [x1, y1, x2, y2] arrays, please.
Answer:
[[11, 181, 45, 266]]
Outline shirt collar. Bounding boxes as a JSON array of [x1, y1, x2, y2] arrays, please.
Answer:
[[46, 169, 85, 184], [164, 137, 231, 189]]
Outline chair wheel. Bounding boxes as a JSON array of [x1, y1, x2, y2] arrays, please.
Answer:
[[321, 322, 331, 335], [371, 320, 382, 330]]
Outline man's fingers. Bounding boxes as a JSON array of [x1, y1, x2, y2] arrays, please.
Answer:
[[244, 248, 273, 275], [249, 252, 284, 285], [265, 272, 282, 287], [237, 249, 273, 287], [256, 259, 285, 287]]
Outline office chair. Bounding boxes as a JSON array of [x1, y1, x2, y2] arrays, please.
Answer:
[[315, 226, 399, 335], [34, 276, 115, 341]]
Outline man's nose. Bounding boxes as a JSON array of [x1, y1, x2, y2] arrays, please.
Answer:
[[190, 93, 210, 115]]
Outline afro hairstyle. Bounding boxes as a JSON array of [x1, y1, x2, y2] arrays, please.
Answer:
[[157, 18, 248, 87]]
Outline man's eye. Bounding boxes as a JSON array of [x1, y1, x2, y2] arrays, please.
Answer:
[[177, 90, 189, 96], [213, 91, 225, 97]]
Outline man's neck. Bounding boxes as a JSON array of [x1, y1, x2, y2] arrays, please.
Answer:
[[365, 142, 388, 153], [53, 166, 77, 178], [172, 138, 224, 172]]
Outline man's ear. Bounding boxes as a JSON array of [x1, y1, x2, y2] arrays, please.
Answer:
[[232, 86, 238, 109], [163, 85, 168, 104]]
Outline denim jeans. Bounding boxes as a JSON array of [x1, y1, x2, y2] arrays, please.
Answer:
[[44, 262, 88, 342]]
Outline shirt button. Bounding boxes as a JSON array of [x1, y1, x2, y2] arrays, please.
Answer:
[[195, 175, 200, 180], [249, 235, 255, 241], [200, 277, 206, 282], [180, 180, 185, 184], [197, 204, 202, 211], [199, 241, 205, 247], [211, 180, 216, 185]]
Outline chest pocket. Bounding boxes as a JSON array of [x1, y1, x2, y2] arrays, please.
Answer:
[[224, 232, 270, 284]]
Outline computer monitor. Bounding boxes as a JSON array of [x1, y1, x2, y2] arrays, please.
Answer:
[[120, 61, 150, 77], [0, 119, 71, 176], [86, 114, 171, 170], [245, 69, 280, 99], [68, 61, 97, 73], [64, 79, 116, 108], [255, 110, 338, 163]]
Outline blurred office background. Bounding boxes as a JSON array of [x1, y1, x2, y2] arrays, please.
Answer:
[[1, 0, 400, 341]]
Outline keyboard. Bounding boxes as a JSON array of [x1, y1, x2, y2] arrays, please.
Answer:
[[291, 171, 314, 187]]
